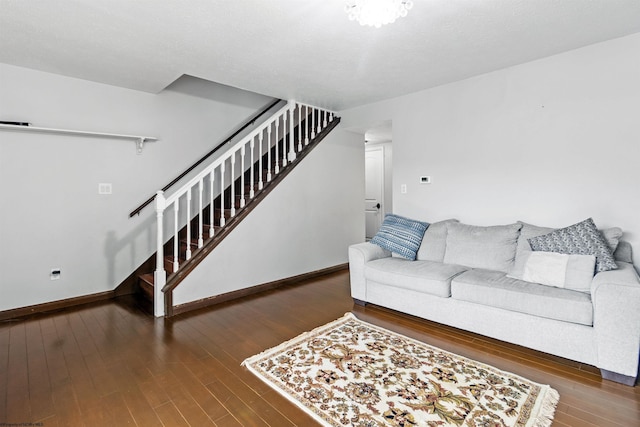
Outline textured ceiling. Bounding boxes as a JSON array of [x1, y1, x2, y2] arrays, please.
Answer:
[[2, 0, 640, 110]]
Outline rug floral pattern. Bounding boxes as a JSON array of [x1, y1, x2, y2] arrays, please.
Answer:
[[243, 313, 558, 427]]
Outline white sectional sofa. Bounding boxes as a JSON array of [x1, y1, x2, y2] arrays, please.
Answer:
[[349, 218, 640, 385]]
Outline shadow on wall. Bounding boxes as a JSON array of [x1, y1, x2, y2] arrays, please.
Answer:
[[104, 212, 155, 292]]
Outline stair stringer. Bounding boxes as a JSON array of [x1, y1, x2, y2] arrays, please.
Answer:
[[170, 119, 363, 314]]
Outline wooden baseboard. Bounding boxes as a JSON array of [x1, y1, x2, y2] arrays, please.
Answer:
[[0, 290, 115, 322], [0, 264, 349, 321], [171, 263, 349, 317]]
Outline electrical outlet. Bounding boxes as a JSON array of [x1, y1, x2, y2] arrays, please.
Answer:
[[400, 184, 407, 194], [420, 176, 431, 184], [50, 268, 61, 280]]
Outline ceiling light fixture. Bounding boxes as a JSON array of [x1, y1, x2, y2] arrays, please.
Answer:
[[345, 0, 413, 28]]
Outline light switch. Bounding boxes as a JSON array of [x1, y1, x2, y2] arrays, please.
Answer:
[[98, 183, 112, 194]]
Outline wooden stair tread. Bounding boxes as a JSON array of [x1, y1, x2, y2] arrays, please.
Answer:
[[138, 273, 154, 303], [180, 237, 199, 246], [139, 273, 154, 285]]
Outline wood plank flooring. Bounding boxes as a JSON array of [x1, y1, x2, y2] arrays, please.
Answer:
[[1, 270, 638, 426]]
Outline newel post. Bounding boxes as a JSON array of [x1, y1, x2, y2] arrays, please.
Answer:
[[154, 190, 166, 317]]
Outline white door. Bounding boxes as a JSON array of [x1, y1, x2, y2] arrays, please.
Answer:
[[365, 146, 384, 240]]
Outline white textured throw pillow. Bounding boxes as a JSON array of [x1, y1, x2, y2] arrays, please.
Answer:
[[522, 252, 570, 288], [509, 251, 596, 292]]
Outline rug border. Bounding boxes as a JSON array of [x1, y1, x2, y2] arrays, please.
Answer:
[[242, 360, 334, 426], [242, 312, 559, 427]]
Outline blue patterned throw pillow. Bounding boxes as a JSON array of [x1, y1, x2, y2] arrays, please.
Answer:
[[527, 218, 617, 273], [370, 214, 429, 260]]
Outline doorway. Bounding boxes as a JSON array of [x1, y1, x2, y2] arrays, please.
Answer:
[[365, 146, 384, 240], [363, 121, 393, 241]]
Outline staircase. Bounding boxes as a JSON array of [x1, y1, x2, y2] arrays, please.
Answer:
[[134, 101, 340, 317]]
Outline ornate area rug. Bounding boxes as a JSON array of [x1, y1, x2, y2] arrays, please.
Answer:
[[242, 313, 559, 427]]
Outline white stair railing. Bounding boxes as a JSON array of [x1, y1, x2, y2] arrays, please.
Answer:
[[153, 100, 336, 316]]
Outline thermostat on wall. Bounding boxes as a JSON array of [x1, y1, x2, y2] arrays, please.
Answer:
[[420, 176, 431, 184]]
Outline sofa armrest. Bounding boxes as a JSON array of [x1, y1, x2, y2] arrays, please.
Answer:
[[591, 262, 640, 378], [348, 242, 391, 301]]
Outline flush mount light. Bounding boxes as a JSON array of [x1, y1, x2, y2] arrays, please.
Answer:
[[345, 0, 414, 28]]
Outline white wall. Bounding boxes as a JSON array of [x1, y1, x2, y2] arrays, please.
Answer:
[[173, 127, 364, 305], [0, 63, 273, 311], [341, 33, 640, 268]]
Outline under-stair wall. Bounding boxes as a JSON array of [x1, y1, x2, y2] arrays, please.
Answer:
[[172, 122, 365, 311]]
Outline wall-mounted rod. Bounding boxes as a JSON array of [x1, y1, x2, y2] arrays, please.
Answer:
[[0, 123, 158, 154]]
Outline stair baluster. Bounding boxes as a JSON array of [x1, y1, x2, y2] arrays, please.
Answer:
[[230, 155, 236, 217], [258, 131, 264, 191], [185, 190, 192, 260], [288, 104, 296, 162], [240, 146, 246, 208], [297, 105, 303, 152], [267, 124, 273, 182], [197, 179, 204, 248], [219, 163, 226, 227], [282, 112, 288, 168], [173, 204, 179, 272], [209, 173, 215, 237], [274, 120, 280, 175], [301, 105, 309, 146]]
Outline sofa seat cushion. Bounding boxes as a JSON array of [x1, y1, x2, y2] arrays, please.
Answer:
[[364, 258, 468, 297], [451, 269, 593, 326]]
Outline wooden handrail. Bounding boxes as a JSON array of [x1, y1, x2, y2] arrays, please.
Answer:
[[129, 98, 283, 217]]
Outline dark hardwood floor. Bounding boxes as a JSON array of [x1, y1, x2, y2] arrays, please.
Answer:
[[1, 270, 638, 426]]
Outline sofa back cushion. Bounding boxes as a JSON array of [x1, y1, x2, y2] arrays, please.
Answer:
[[602, 227, 624, 254], [515, 222, 554, 260], [614, 241, 633, 264], [416, 219, 459, 262], [443, 222, 522, 273]]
